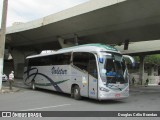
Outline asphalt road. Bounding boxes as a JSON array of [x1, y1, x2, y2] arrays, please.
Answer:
[[0, 80, 160, 120], [0, 86, 160, 111]]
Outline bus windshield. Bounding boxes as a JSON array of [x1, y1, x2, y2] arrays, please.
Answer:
[[99, 52, 127, 84]]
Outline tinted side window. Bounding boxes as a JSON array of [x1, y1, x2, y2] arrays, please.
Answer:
[[28, 52, 71, 66], [73, 52, 89, 71], [28, 57, 51, 66], [73, 52, 98, 79], [51, 53, 71, 65], [88, 53, 98, 79]]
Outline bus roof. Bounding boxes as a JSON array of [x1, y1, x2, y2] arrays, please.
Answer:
[[27, 43, 120, 59], [58, 43, 118, 52]]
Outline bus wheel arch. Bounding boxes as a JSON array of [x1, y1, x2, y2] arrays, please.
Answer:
[[71, 84, 81, 100]]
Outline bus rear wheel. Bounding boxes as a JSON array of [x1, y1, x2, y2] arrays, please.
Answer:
[[31, 80, 36, 90], [73, 85, 81, 100]]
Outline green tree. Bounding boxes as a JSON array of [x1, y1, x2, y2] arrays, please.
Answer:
[[133, 54, 160, 65]]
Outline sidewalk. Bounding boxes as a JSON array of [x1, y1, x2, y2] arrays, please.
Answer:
[[130, 85, 160, 93], [0, 86, 20, 94], [0, 79, 29, 94]]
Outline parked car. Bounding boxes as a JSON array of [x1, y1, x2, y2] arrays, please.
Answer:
[[2, 74, 8, 82]]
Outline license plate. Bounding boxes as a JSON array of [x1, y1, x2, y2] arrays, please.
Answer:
[[115, 93, 121, 97]]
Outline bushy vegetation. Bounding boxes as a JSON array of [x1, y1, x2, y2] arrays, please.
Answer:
[[133, 54, 160, 65]]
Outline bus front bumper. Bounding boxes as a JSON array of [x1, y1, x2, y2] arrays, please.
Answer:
[[98, 90, 129, 100]]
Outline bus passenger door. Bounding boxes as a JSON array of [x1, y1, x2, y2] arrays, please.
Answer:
[[71, 66, 89, 97], [72, 52, 89, 97], [88, 53, 98, 99]]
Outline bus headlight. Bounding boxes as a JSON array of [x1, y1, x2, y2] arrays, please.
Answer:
[[100, 87, 110, 92]]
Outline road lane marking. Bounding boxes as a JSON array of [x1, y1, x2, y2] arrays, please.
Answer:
[[20, 104, 71, 111]]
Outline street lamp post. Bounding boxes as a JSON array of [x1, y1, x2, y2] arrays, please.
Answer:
[[0, 0, 8, 90]]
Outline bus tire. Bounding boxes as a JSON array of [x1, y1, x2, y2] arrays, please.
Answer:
[[73, 85, 81, 100], [31, 80, 36, 90]]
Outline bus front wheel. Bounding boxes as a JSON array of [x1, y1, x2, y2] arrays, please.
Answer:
[[73, 85, 81, 100]]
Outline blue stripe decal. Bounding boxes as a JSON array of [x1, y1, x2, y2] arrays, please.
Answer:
[[24, 67, 64, 92]]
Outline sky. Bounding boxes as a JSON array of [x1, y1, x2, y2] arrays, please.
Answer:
[[0, 0, 89, 27]]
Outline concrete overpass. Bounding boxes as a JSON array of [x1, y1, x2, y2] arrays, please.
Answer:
[[3, 0, 160, 78], [115, 40, 160, 56], [6, 0, 160, 50]]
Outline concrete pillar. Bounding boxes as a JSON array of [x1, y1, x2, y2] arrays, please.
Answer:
[[58, 37, 74, 48], [139, 55, 145, 85], [155, 65, 158, 76], [10, 49, 25, 78], [10, 49, 38, 78], [150, 65, 154, 76]]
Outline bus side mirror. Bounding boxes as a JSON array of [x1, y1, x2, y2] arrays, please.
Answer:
[[123, 55, 135, 67]]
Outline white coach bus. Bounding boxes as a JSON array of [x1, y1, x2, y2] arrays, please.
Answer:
[[23, 44, 134, 100]]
